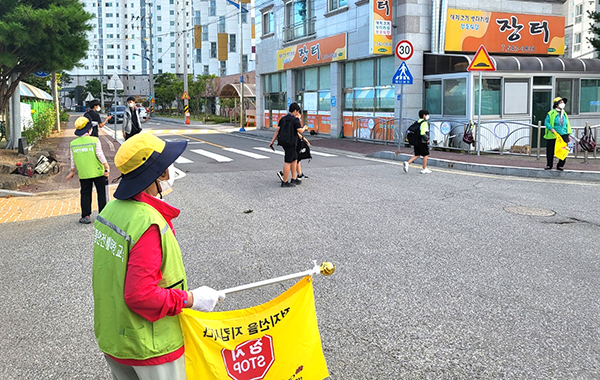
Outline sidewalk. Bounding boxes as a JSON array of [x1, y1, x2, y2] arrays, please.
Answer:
[[243, 128, 600, 182], [2, 123, 599, 224]]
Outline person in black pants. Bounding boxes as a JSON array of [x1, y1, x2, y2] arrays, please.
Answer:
[[84, 99, 112, 137], [123, 96, 143, 140]]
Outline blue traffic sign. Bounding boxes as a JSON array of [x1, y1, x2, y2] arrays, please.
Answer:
[[331, 96, 337, 108], [287, 97, 291, 107], [33, 71, 51, 78], [392, 62, 413, 85]]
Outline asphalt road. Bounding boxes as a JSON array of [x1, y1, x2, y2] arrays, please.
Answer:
[[1, 143, 599, 379]]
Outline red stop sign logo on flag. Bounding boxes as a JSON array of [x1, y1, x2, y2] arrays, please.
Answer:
[[222, 335, 275, 380]]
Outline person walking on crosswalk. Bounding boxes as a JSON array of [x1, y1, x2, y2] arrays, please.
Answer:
[[269, 103, 305, 187]]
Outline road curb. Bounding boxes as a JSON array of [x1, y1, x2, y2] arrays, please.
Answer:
[[371, 151, 600, 181]]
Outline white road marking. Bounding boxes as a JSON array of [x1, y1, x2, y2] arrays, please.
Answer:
[[175, 156, 194, 164], [310, 150, 337, 157], [254, 147, 284, 155], [190, 149, 233, 162], [223, 148, 270, 159]]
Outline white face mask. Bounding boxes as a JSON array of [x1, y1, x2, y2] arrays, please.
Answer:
[[425, 115, 430, 121], [158, 165, 175, 194], [558, 103, 565, 109], [128, 102, 135, 108]]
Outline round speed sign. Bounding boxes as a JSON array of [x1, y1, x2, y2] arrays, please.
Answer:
[[395, 40, 414, 61]]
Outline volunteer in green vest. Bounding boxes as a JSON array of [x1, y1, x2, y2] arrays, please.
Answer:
[[544, 96, 572, 171], [66, 116, 110, 224], [92, 133, 225, 380]]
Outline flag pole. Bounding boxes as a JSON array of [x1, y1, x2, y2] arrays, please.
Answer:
[[220, 262, 335, 295]]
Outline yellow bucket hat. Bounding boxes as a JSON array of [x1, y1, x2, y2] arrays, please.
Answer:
[[113, 133, 187, 199], [553, 97, 567, 108], [74, 116, 92, 136]]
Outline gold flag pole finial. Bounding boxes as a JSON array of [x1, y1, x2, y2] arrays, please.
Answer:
[[319, 262, 335, 276]]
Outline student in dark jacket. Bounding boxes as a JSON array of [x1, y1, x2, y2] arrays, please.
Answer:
[[269, 102, 305, 187], [84, 99, 112, 137]]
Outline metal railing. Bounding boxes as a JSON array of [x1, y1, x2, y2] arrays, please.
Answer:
[[282, 16, 316, 43], [350, 116, 599, 161]]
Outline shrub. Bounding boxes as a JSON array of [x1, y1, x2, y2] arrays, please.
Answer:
[[23, 108, 56, 145], [60, 109, 70, 122]]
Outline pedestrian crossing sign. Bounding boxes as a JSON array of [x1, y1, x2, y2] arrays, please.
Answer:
[[392, 62, 413, 85]]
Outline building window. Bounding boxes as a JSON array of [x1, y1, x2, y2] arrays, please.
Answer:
[[262, 10, 273, 35], [443, 78, 467, 116], [210, 42, 217, 58], [474, 78, 501, 115], [284, 0, 314, 42], [158, 48, 162, 53], [556, 78, 575, 114], [195, 11, 201, 25], [229, 34, 236, 52], [171, 53, 175, 58], [157, 5, 161, 10], [580, 79, 600, 112], [424, 81, 442, 114], [218, 16, 226, 33], [503, 80, 529, 115], [242, 12, 248, 23], [171, 64, 175, 68], [220, 61, 227, 76], [204, 65, 209, 75], [329, 0, 347, 11], [209, 0, 216, 16], [202, 27, 209, 41], [170, 10, 174, 15], [157, 16, 162, 21], [575, 4, 583, 23], [196, 49, 202, 63]]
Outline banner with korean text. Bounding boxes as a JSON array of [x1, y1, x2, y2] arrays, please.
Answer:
[[180, 277, 329, 380], [276, 33, 346, 70], [369, 0, 393, 55], [444, 8, 565, 55]]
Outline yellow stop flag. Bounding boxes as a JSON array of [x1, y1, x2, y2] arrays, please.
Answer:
[[180, 276, 329, 380]]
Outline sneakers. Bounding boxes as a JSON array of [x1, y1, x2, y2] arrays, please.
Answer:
[[277, 171, 284, 182], [403, 162, 409, 173], [79, 216, 92, 224], [281, 181, 296, 187], [291, 178, 302, 185], [297, 173, 308, 179], [420, 168, 432, 174]]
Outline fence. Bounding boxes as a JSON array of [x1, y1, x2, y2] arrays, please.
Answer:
[[351, 116, 598, 161]]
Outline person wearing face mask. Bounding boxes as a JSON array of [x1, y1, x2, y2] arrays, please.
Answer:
[[403, 109, 432, 174], [65, 116, 110, 224], [93, 133, 225, 380], [544, 97, 572, 171], [84, 99, 113, 137], [123, 96, 143, 140]]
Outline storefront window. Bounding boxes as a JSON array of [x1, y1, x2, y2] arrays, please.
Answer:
[[443, 78, 466, 116], [344, 92, 353, 110], [580, 79, 600, 113], [354, 88, 374, 111], [556, 79, 573, 114], [344, 63, 353, 88], [376, 56, 394, 86], [424, 81, 442, 115], [376, 87, 394, 112], [474, 78, 501, 115], [318, 90, 331, 111], [355, 60, 374, 87], [319, 65, 330, 90], [304, 67, 318, 91], [504, 80, 528, 114]]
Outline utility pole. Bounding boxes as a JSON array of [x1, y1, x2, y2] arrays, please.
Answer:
[[99, 54, 105, 112], [182, 0, 190, 124], [239, 1, 244, 131], [52, 72, 60, 132], [148, 3, 154, 116]]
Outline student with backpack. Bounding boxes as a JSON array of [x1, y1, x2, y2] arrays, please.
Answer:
[[404, 109, 432, 174], [269, 103, 305, 187]]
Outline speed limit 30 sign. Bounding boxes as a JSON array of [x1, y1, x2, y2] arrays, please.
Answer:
[[395, 40, 414, 61]]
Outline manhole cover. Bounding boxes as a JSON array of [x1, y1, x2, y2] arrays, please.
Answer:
[[504, 206, 555, 217]]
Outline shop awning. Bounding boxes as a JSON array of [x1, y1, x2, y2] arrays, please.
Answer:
[[424, 53, 600, 75], [20, 82, 53, 101], [218, 83, 256, 98]]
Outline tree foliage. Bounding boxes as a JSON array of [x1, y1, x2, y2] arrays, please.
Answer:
[[84, 78, 108, 100], [0, 0, 93, 114], [587, 10, 600, 57]]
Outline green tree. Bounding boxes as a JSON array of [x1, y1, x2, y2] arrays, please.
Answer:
[[587, 10, 600, 57], [84, 78, 108, 99], [154, 73, 182, 113], [0, 0, 93, 115]]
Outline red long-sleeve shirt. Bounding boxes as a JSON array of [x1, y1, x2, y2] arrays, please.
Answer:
[[108, 192, 188, 366]]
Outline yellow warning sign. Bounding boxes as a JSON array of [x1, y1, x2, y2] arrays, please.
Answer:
[[181, 91, 190, 100], [467, 45, 496, 71]]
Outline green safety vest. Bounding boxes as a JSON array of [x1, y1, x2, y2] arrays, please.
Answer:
[[70, 135, 104, 179], [93, 199, 188, 360], [544, 109, 572, 139]]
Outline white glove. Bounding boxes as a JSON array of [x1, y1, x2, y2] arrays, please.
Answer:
[[191, 286, 226, 312]]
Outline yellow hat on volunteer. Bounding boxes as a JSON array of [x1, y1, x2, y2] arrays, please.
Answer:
[[74, 116, 92, 136], [553, 96, 567, 108], [113, 133, 187, 199]]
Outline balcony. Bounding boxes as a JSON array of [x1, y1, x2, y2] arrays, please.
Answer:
[[283, 16, 316, 43]]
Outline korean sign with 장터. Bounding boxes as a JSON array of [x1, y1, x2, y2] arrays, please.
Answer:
[[179, 276, 329, 380], [369, 0, 393, 55], [276, 33, 346, 70], [444, 8, 565, 55]]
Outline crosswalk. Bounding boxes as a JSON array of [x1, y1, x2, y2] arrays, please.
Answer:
[[174, 146, 337, 164]]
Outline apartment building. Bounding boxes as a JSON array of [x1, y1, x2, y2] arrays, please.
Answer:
[[564, 0, 600, 58]]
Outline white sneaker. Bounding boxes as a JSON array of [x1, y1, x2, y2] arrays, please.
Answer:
[[403, 162, 409, 173], [420, 168, 432, 174]]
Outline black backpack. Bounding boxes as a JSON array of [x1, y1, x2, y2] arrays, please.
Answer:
[[277, 116, 295, 146], [297, 137, 312, 161], [579, 127, 596, 152], [406, 120, 423, 146]]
